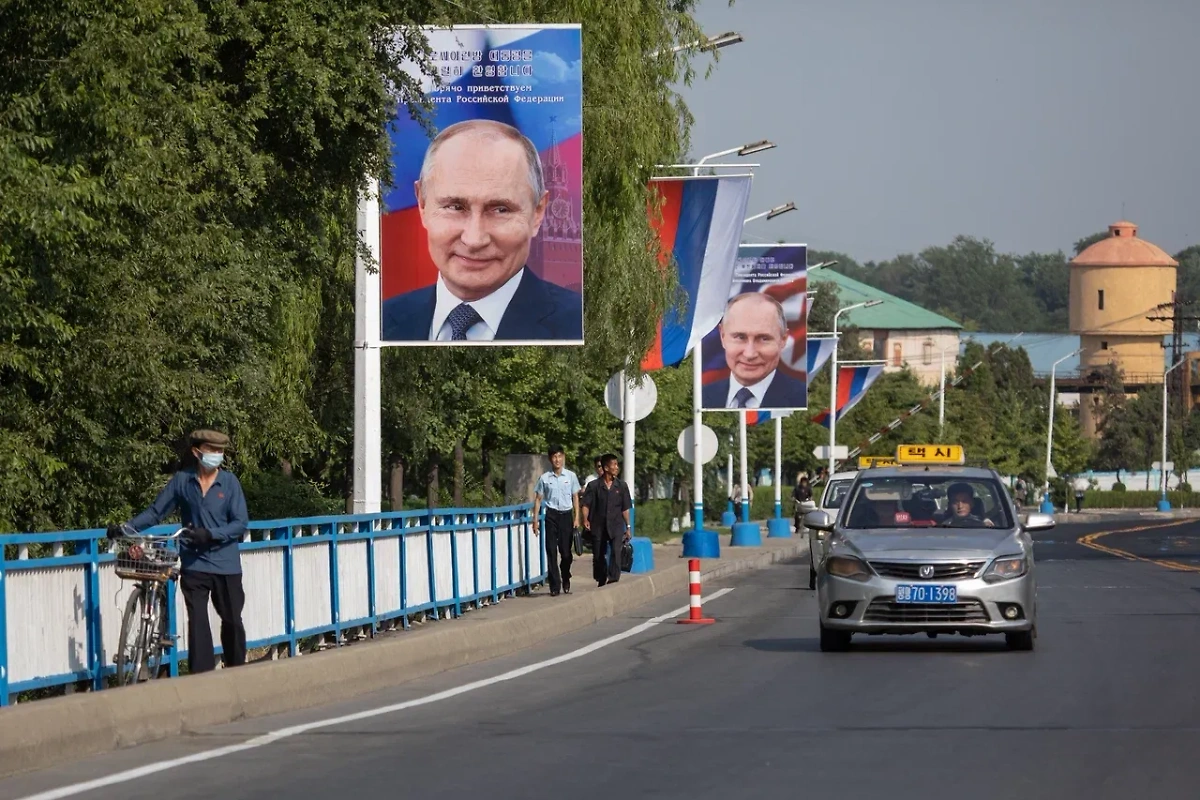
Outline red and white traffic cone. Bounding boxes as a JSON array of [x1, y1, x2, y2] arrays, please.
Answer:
[[677, 558, 716, 624]]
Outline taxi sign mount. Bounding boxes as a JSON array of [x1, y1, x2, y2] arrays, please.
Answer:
[[895, 444, 965, 465]]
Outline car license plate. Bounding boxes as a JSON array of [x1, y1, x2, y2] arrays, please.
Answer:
[[895, 584, 957, 603]]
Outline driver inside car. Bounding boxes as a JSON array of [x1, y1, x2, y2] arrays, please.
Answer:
[[939, 482, 995, 528]]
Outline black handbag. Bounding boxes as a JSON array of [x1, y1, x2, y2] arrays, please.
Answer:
[[572, 527, 584, 557], [620, 540, 634, 572]]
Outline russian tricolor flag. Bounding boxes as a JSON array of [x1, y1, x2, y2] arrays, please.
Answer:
[[812, 365, 885, 427], [806, 338, 838, 384], [641, 175, 753, 371], [747, 409, 793, 426]]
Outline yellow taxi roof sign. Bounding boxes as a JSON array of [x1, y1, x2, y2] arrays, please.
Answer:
[[858, 455, 899, 469], [895, 444, 965, 465]]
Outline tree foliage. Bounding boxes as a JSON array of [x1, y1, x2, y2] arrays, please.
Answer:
[[0, 0, 732, 530]]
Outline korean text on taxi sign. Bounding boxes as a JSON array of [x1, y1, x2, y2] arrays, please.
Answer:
[[895, 444, 965, 465]]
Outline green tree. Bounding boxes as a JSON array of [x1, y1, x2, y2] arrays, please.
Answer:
[[1073, 231, 1110, 256]]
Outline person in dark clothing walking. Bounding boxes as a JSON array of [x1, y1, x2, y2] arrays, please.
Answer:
[[581, 452, 632, 587], [108, 429, 249, 673], [532, 445, 581, 596]]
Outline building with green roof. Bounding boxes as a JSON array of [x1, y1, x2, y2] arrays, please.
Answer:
[[811, 269, 963, 385]]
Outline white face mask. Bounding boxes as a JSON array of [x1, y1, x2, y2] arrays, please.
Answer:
[[199, 452, 224, 470]]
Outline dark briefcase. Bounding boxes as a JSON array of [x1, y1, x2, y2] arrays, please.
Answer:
[[620, 540, 634, 572], [572, 527, 585, 557]]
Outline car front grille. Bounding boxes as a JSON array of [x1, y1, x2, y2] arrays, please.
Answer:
[[868, 560, 985, 580], [862, 598, 991, 624]]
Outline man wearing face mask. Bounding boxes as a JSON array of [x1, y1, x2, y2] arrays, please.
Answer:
[[107, 429, 249, 673]]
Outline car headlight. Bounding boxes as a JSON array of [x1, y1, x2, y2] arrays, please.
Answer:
[[983, 555, 1027, 583], [826, 555, 873, 582]]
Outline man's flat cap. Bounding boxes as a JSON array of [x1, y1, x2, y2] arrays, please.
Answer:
[[189, 429, 231, 448]]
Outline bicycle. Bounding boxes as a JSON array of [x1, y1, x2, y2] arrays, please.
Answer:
[[110, 524, 184, 685]]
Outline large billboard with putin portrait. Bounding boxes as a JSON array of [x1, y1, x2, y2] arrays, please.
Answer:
[[699, 244, 808, 411], [381, 24, 583, 346]]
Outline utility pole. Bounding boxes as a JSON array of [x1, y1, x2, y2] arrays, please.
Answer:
[[1146, 296, 1200, 415]]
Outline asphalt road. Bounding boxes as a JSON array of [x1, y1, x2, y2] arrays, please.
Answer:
[[6, 519, 1200, 800]]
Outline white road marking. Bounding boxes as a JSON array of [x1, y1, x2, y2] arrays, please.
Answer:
[[17, 587, 736, 800]]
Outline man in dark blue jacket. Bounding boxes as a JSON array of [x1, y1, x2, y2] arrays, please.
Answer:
[[109, 429, 249, 673]]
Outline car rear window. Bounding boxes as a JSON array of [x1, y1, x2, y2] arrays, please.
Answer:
[[842, 475, 1012, 530], [823, 480, 852, 508]]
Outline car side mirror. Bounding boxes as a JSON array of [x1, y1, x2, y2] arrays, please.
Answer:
[[798, 500, 816, 513], [1021, 512, 1055, 532], [804, 509, 834, 532]]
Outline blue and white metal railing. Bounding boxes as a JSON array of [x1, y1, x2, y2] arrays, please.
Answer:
[[0, 503, 544, 705]]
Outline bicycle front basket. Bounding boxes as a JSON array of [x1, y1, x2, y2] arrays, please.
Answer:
[[114, 537, 180, 581]]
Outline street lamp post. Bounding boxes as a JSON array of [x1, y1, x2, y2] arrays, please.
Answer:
[[1159, 358, 1188, 511], [1041, 348, 1083, 514], [683, 140, 768, 558], [829, 300, 883, 476]]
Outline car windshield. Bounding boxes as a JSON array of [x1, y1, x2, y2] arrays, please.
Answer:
[[823, 480, 852, 508], [841, 475, 1012, 530]]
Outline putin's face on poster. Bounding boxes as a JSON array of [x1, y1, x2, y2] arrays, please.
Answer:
[[720, 294, 786, 385], [702, 293, 806, 410], [416, 123, 548, 302]]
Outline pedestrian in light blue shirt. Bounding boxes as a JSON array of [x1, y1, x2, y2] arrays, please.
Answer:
[[533, 445, 581, 596]]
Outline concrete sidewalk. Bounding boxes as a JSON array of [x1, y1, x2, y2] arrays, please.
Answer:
[[0, 531, 805, 779]]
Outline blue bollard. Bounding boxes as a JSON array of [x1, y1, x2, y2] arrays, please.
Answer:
[[682, 528, 720, 558], [1038, 491, 1055, 515], [1157, 497, 1172, 511], [628, 536, 654, 573], [720, 499, 736, 527], [766, 518, 791, 538], [730, 521, 762, 546]]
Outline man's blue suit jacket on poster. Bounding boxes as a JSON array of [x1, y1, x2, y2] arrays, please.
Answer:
[[381, 267, 583, 342], [701, 370, 807, 409]]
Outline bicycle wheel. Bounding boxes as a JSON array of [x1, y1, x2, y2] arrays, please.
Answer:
[[115, 584, 168, 685]]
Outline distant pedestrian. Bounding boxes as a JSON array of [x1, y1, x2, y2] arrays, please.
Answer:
[[733, 483, 744, 521], [1015, 477, 1027, 507], [532, 445, 581, 597], [582, 456, 603, 488], [1073, 476, 1087, 513], [108, 429, 248, 673], [581, 453, 632, 587]]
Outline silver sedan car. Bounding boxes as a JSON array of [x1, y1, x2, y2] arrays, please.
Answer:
[[803, 466, 1052, 652]]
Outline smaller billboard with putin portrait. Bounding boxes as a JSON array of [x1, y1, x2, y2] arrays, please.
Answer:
[[699, 244, 807, 412], [381, 24, 583, 346]]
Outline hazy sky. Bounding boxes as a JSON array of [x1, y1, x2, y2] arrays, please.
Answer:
[[679, 0, 1200, 263]]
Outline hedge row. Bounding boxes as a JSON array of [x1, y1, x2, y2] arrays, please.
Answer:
[[1076, 490, 1198, 509]]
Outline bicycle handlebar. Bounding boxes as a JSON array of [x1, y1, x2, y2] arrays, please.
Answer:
[[116, 523, 187, 540]]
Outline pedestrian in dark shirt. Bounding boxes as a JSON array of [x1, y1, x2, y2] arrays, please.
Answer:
[[792, 476, 813, 533], [108, 429, 249, 673], [581, 452, 632, 587]]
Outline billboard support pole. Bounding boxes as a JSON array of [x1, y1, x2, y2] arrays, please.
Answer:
[[730, 409, 762, 545], [622, 370, 636, 535], [353, 178, 383, 513], [766, 416, 791, 537]]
